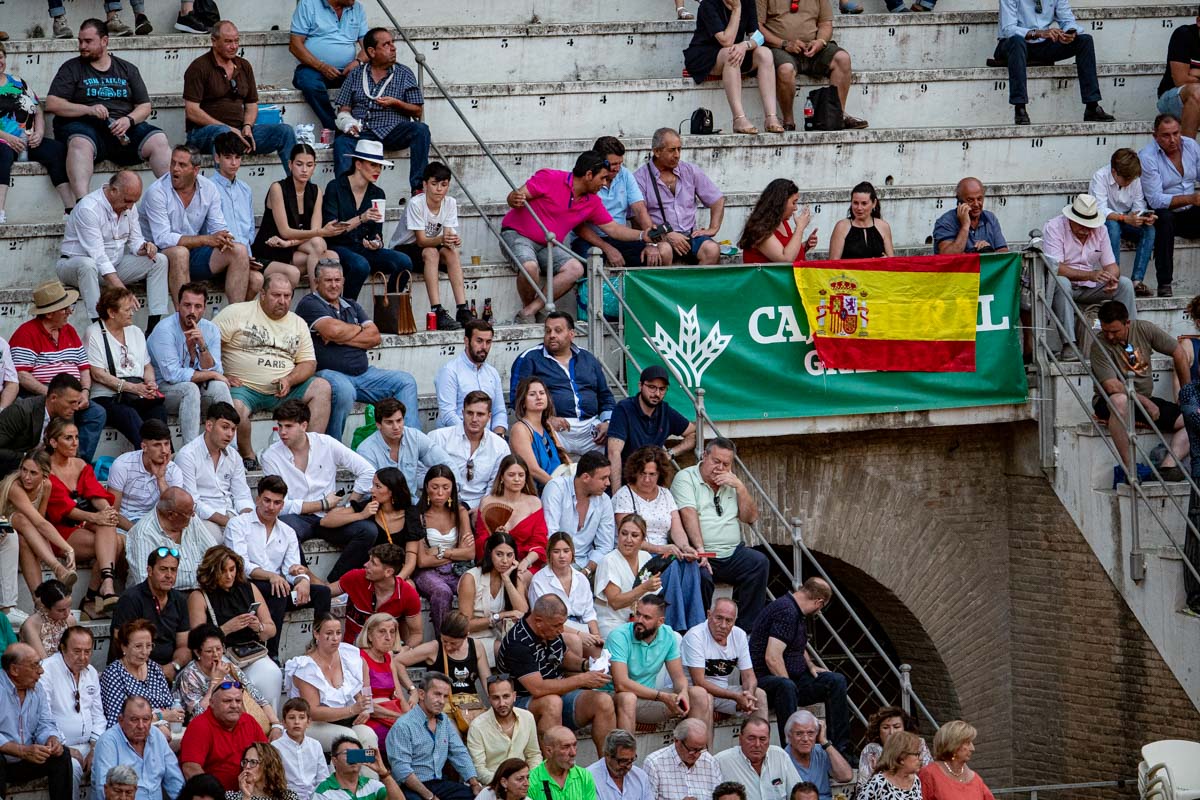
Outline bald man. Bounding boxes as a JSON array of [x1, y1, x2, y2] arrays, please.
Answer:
[[527, 727, 596, 800], [57, 170, 174, 330], [126, 486, 220, 590], [0, 643, 72, 800], [932, 177, 1010, 255]]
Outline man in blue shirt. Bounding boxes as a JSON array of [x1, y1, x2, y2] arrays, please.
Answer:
[[91, 696, 185, 800], [510, 311, 615, 458], [782, 710, 853, 800], [588, 729, 653, 800], [385, 672, 481, 800], [994, 0, 1113, 126], [434, 320, 508, 433], [148, 282, 233, 442], [358, 397, 450, 490], [608, 595, 710, 735], [1140, 113, 1200, 298], [573, 136, 665, 268], [296, 259, 419, 441], [932, 178, 1010, 256], [289, 0, 368, 133], [541, 450, 616, 572], [606, 365, 696, 476], [0, 643, 72, 800]]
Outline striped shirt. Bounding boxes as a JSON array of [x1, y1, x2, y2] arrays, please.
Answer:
[[644, 746, 722, 800], [8, 319, 87, 386]]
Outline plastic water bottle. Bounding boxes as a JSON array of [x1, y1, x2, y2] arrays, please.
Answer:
[[256, 426, 279, 466], [803, 97, 815, 131]]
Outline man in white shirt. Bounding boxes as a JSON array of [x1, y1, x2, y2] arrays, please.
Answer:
[[643, 719, 722, 800], [1090, 147, 1156, 299], [260, 398, 376, 581], [140, 144, 259, 305], [428, 390, 509, 511], [56, 170, 174, 328], [715, 719, 800, 800], [177, 401, 254, 541], [541, 450, 616, 573], [125, 487, 218, 590], [39, 626, 105, 796], [588, 729, 652, 800], [225, 474, 332, 658], [108, 419, 185, 530], [682, 598, 767, 725], [434, 320, 507, 434]]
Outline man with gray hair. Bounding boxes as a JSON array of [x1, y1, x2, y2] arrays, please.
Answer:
[[634, 129, 724, 266], [588, 729, 652, 800], [716, 718, 799, 800], [932, 177, 1010, 256], [58, 170, 173, 329], [126, 486, 218, 590], [297, 258, 419, 442], [644, 719, 722, 800], [141, 144, 258, 305], [682, 598, 767, 727], [781, 710, 852, 800], [91, 695, 184, 800], [673, 437, 766, 629], [103, 765, 140, 800], [0, 643, 71, 800]]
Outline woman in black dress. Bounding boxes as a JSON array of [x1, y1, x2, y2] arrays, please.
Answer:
[[829, 181, 896, 259], [252, 143, 348, 287], [682, 0, 781, 134]]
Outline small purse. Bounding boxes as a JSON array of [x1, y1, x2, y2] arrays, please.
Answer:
[[371, 271, 416, 335]]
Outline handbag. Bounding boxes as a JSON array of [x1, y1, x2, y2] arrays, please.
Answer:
[[371, 271, 416, 335], [204, 591, 267, 668], [100, 325, 166, 415], [805, 86, 844, 131], [442, 647, 484, 734], [688, 107, 715, 135]]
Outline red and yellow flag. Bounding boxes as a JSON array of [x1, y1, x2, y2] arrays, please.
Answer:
[[793, 254, 981, 372]]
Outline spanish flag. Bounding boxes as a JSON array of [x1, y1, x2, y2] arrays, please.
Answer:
[[794, 254, 981, 372]]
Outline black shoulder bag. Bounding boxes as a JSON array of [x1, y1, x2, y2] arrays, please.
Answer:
[[100, 326, 165, 416]]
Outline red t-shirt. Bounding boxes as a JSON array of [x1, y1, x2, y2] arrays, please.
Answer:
[[178, 707, 267, 789], [8, 319, 87, 386], [339, 568, 421, 641]]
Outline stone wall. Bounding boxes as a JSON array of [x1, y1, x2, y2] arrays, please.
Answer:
[[731, 421, 1199, 790]]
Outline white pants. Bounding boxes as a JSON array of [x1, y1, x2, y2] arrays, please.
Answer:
[[160, 378, 234, 442], [242, 657, 284, 715], [201, 519, 225, 543], [0, 530, 17, 609], [56, 251, 171, 318], [66, 741, 92, 798], [557, 417, 603, 459]]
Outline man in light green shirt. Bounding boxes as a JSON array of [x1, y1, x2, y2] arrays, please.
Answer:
[[315, 735, 403, 800], [671, 437, 767, 630], [527, 727, 597, 800]]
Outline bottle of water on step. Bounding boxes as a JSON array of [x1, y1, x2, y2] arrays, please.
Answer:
[[256, 426, 279, 467]]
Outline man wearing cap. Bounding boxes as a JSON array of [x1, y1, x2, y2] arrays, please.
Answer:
[[607, 365, 696, 476], [1139, 112, 1200, 299], [7, 282, 106, 463], [331, 26, 430, 193], [503, 150, 655, 323], [1043, 193, 1138, 356]]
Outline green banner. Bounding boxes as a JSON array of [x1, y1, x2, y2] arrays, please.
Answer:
[[622, 253, 1028, 420]]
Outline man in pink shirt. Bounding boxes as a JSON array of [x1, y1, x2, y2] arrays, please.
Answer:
[[1043, 193, 1137, 356], [502, 150, 654, 323]]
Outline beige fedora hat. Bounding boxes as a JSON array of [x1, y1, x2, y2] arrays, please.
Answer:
[[28, 280, 80, 316], [1062, 194, 1105, 229]]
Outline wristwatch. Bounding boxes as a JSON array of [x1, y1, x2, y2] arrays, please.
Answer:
[[491, 612, 501, 626]]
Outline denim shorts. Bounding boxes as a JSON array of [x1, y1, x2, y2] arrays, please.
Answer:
[[515, 688, 584, 729], [188, 246, 216, 279], [54, 118, 163, 166], [500, 228, 580, 274], [1158, 87, 1184, 118]]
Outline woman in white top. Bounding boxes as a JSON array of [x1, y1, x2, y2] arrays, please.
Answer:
[[527, 532, 603, 659], [457, 531, 530, 666], [85, 285, 167, 449], [611, 447, 695, 557], [594, 515, 661, 639], [285, 614, 378, 752], [411, 465, 474, 635]]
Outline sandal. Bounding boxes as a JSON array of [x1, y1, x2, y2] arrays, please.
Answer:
[[98, 566, 119, 610], [81, 588, 102, 620], [675, 4, 694, 19], [783, 120, 797, 131], [732, 114, 758, 135], [765, 114, 785, 133], [53, 562, 78, 589]]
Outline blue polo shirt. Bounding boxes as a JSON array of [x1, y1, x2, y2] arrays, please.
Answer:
[[596, 166, 644, 226], [789, 745, 832, 800], [607, 396, 690, 464], [290, 0, 368, 70], [606, 622, 679, 689], [295, 291, 370, 376], [931, 208, 1007, 254]]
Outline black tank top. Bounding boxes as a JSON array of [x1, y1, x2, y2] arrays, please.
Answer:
[[840, 220, 886, 259], [204, 583, 258, 647], [253, 178, 317, 247], [437, 639, 479, 694]]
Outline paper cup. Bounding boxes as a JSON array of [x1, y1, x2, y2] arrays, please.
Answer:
[[371, 199, 386, 217]]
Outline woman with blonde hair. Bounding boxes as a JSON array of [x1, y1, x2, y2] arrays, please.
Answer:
[[858, 730, 924, 800], [354, 611, 417, 739], [227, 743, 298, 800], [3, 449, 77, 596], [285, 613, 377, 752], [918, 720, 994, 800]]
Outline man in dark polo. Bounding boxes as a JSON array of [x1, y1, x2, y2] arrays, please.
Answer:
[[184, 20, 296, 173], [108, 547, 191, 681], [605, 365, 696, 476]]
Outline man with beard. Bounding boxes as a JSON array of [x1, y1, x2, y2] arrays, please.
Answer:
[[435, 320, 508, 434], [45, 18, 170, 202], [609, 594, 710, 733], [149, 283, 234, 442], [606, 364, 695, 476], [466, 674, 541, 784]]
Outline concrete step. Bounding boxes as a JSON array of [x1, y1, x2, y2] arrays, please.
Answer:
[[1, 5, 1186, 92]]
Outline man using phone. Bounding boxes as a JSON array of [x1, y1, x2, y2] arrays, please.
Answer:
[[315, 736, 403, 800], [932, 178, 1010, 256], [1090, 149, 1155, 298]]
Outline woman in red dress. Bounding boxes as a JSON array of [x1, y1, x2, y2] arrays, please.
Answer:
[[739, 178, 819, 264], [473, 454, 547, 572], [43, 417, 121, 617]]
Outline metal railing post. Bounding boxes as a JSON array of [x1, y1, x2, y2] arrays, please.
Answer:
[[790, 516, 803, 592], [587, 248, 603, 356], [899, 664, 912, 716], [694, 388, 706, 459], [1126, 370, 1146, 582], [543, 234, 558, 314]]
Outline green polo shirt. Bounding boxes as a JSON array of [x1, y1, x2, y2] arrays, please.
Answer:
[[314, 773, 388, 800], [528, 763, 597, 800], [671, 465, 741, 558]]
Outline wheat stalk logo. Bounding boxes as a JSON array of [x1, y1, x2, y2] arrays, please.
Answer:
[[644, 305, 733, 388]]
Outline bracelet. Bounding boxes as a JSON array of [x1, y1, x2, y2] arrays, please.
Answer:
[[117, 380, 124, 393], [270, 723, 284, 731]]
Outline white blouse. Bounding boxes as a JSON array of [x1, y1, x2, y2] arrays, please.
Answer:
[[611, 485, 678, 547], [285, 642, 364, 709], [425, 526, 459, 550], [463, 566, 505, 618], [593, 548, 652, 639], [85, 322, 151, 399], [528, 566, 597, 626]]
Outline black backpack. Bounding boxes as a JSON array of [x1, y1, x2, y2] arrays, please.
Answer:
[[805, 87, 844, 132]]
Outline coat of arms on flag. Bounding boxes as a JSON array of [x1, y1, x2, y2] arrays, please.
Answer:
[[815, 274, 869, 337]]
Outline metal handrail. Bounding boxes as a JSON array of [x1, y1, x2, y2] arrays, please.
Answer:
[[585, 251, 940, 732], [1027, 248, 1200, 588], [992, 779, 1131, 799], [374, 2, 587, 313]]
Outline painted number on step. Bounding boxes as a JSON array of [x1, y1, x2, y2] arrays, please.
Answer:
[[566, 38, 574, 46], [958, 25, 969, 34], [599, 94, 607, 104], [500, 38, 508, 48], [667, 92, 674, 102], [813, 203, 822, 213], [367, 349, 381, 363], [248, 166, 266, 177], [626, 35, 634, 45], [1057, 79, 1069, 89], [538, 96, 546, 106], [6, 240, 22, 251], [919, 83, 927, 92], [431, 41, 440, 50], [962, 140, 969, 150], [936, 198, 944, 209], [1096, 136, 1107, 145], [24, 54, 39, 65], [513, 155, 523, 166], [774, 148, 782, 157], [464, 279, 479, 291], [896, 143, 905, 154], [997, 196, 1007, 206], [887, 27, 895, 36], [1090, 20, 1103, 30], [1163, 19, 1174, 28], [994, 81, 1006, 90], [163, 49, 179, 60], [439, 345, 456, 356], [0, 305, 18, 315], [1113, 77, 1125, 87], [150, 109, 158, 119], [1031, 138, 1044, 147], [504, 341, 520, 352]]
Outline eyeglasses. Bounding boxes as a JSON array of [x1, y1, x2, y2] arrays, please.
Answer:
[[118, 342, 134, 372], [1033, 0, 1042, 11], [154, 546, 181, 558], [612, 756, 636, 766], [679, 741, 706, 755], [712, 495, 724, 516], [240, 758, 261, 767], [217, 680, 244, 691], [73, 687, 80, 713]]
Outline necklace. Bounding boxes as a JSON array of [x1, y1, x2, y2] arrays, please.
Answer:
[[942, 761, 966, 779]]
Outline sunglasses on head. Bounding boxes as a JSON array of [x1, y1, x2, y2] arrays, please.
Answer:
[[217, 680, 243, 691], [154, 546, 181, 558]]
